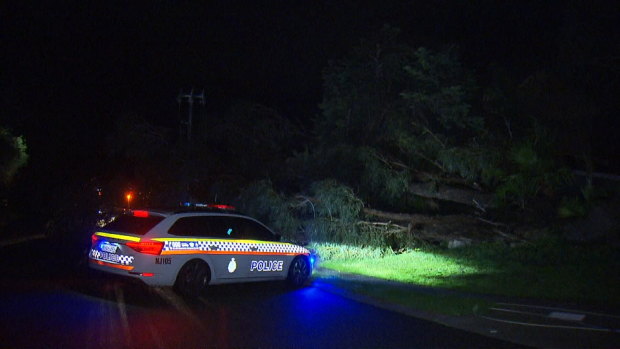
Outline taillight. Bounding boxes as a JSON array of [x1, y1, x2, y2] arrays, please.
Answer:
[[132, 210, 149, 217], [125, 241, 164, 255]]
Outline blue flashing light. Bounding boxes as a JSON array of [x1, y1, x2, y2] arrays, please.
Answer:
[[182, 202, 191, 207], [309, 255, 316, 268]]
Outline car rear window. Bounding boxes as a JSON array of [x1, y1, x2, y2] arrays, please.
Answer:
[[103, 215, 164, 235]]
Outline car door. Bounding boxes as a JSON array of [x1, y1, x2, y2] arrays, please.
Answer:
[[235, 217, 289, 279], [166, 215, 249, 280], [202, 215, 252, 280]]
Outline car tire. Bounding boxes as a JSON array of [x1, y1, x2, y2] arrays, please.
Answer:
[[174, 259, 210, 298], [287, 256, 310, 287]]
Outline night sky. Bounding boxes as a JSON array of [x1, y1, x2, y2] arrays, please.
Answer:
[[2, 1, 619, 198]]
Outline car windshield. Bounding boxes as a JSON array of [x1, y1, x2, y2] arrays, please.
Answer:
[[102, 214, 164, 235]]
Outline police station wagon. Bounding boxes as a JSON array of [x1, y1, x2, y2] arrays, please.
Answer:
[[89, 206, 313, 296]]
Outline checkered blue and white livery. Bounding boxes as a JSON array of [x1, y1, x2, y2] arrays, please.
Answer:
[[159, 240, 309, 255], [90, 249, 135, 265]]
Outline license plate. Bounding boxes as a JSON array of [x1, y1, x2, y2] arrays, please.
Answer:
[[99, 241, 118, 253]]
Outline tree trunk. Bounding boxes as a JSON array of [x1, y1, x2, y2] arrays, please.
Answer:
[[409, 182, 496, 209], [362, 208, 432, 223], [362, 207, 516, 244]]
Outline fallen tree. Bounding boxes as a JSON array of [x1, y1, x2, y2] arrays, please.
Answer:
[[362, 207, 523, 246], [409, 182, 496, 211], [239, 180, 525, 250]]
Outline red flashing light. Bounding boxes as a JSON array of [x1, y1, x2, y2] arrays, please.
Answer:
[[132, 210, 149, 218], [125, 241, 164, 255], [91, 234, 100, 245], [207, 204, 236, 210]]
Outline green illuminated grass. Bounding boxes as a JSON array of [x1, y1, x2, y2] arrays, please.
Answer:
[[319, 240, 620, 306], [321, 250, 485, 287]]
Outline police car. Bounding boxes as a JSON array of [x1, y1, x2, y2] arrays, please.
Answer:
[[88, 205, 313, 296]]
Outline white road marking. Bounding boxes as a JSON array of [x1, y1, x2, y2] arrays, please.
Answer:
[[144, 312, 166, 349], [489, 307, 549, 319], [548, 311, 586, 322], [491, 306, 588, 322], [152, 287, 208, 331], [479, 315, 619, 332], [114, 283, 133, 347], [496, 302, 620, 319], [479, 303, 620, 332]]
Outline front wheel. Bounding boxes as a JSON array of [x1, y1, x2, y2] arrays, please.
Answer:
[[174, 259, 210, 298], [287, 256, 310, 287]]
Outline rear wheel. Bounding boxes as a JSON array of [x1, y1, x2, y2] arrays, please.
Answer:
[[287, 256, 310, 287], [174, 259, 210, 297]]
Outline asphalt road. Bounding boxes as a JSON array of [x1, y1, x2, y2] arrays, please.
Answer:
[[0, 238, 523, 348]]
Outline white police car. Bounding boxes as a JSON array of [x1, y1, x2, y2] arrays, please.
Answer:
[[89, 206, 313, 296]]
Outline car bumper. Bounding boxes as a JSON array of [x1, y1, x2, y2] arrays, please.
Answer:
[[88, 258, 174, 286]]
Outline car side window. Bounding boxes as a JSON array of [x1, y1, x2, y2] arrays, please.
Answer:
[[208, 216, 237, 238], [168, 216, 277, 241], [168, 216, 232, 238], [168, 217, 204, 236], [236, 218, 278, 241]]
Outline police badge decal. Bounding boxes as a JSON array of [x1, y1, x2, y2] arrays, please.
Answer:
[[228, 257, 237, 273]]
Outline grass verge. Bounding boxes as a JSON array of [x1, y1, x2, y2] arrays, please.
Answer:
[[313, 270, 490, 316], [315, 239, 620, 310]]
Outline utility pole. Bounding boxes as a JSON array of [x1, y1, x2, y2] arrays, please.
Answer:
[[177, 88, 206, 143], [176, 88, 205, 205]]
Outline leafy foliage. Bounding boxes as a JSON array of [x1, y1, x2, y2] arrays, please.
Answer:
[[401, 47, 482, 133], [495, 125, 572, 208], [316, 26, 414, 149], [0, 127, 28, 185], [311, 27, 498, 207], [358, 148, 411, 205], [237, 179, 408, 248], [235, 180, 299, 241], [310, 180, 363, 223], [306, 27, 575, 212], [303, 180, 364, 243], [557, 196, 589, 219]]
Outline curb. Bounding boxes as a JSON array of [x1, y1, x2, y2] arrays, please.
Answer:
[[312, 268, 620, 348]]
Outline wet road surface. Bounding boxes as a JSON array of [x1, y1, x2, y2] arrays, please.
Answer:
[[0, 238, 523, 348]]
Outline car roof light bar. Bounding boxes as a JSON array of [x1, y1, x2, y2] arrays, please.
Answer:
[[182, 203, 236, 210], [207, 204, 236, 210]]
